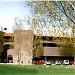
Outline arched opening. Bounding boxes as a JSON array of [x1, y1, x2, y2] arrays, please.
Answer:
[[1, 44, 14, 63]]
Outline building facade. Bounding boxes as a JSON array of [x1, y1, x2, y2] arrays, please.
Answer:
[[0, 32, 14, 63], [1, 30, 75, 64], [33, 34, 74, 64], [13, 30, 33, 65]]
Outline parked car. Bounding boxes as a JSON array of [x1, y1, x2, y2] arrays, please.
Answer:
[[69, 61, 74, 65], [63, 60, 69, 65], [46, 61, 55, 65], [55, 61, 62, 65], [33, 60, 45, 65], [46, 61, 51, 65]]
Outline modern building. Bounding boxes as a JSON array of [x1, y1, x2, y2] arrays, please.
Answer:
[[2, 32, 14, 63], [37, 35, 74, 63], [1, 30, 75, 64]]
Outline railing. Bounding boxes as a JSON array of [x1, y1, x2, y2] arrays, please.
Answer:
[[3, 42, 14, 45], [4, 39, 14, 42]]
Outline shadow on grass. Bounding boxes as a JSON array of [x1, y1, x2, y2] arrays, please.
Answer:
[[0, 64, 38, 75], [0, 64, 74, 75]]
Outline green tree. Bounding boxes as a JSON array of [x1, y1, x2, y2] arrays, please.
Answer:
[[27, 1, 75, 25], [53, 37, 74, 56], [33, 35, 43, 58]]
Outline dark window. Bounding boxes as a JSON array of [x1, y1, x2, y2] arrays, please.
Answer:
[[43, 43, 57, 47]]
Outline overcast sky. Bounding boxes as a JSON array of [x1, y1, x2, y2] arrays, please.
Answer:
[[0, 1, 32, 32]]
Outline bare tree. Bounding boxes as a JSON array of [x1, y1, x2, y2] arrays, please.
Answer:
[[14, 18, 23, 64], [14, 17, 33, 64]]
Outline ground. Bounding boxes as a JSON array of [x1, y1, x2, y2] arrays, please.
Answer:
[[0, 64, 74, 75]]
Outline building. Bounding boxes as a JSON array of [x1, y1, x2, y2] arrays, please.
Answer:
[[2, 32, 14, 63], [13, 30, 33, 65], [36, 35, 74, 63], [1, 30, 75, 64]]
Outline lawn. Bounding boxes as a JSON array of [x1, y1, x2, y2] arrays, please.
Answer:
[[0, 64, 74, 75]]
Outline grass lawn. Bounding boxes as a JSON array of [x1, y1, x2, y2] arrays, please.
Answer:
[[0, 64, 74, 75]]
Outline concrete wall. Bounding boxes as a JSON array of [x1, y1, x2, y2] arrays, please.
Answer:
[[44, 47, 73, 57], [13, 30, 33, 65]]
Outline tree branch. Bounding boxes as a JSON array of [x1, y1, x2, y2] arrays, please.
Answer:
[[60, 2, 75, 24]]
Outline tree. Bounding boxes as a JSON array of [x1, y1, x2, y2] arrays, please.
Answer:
[[14, 18, 23, 64], [33, 35, 43, 58], [0, 31, 4, 62], [26, 1, 75, 38], [0, 31, 3, 54], [26, 1, 75, 63], [14, 17, 33, 64], [27, 1, 75, 25], [53, 37, 74, 56]]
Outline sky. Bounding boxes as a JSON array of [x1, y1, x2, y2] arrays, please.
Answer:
[[0, 0, 32, 32]]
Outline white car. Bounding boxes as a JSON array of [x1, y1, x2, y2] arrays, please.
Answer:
[[46, 61, 51, 65], [63, 60, 69, 65]]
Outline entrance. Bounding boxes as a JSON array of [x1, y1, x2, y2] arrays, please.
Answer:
[[8, 54, 13, 63]]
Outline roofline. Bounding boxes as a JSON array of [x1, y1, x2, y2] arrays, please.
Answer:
[[34, 34, 75, 38], [3, 33, 14, 36], [3, 32, 75, 38]]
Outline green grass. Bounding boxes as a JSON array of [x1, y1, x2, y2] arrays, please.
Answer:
[[0, 64, 74, 75]]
